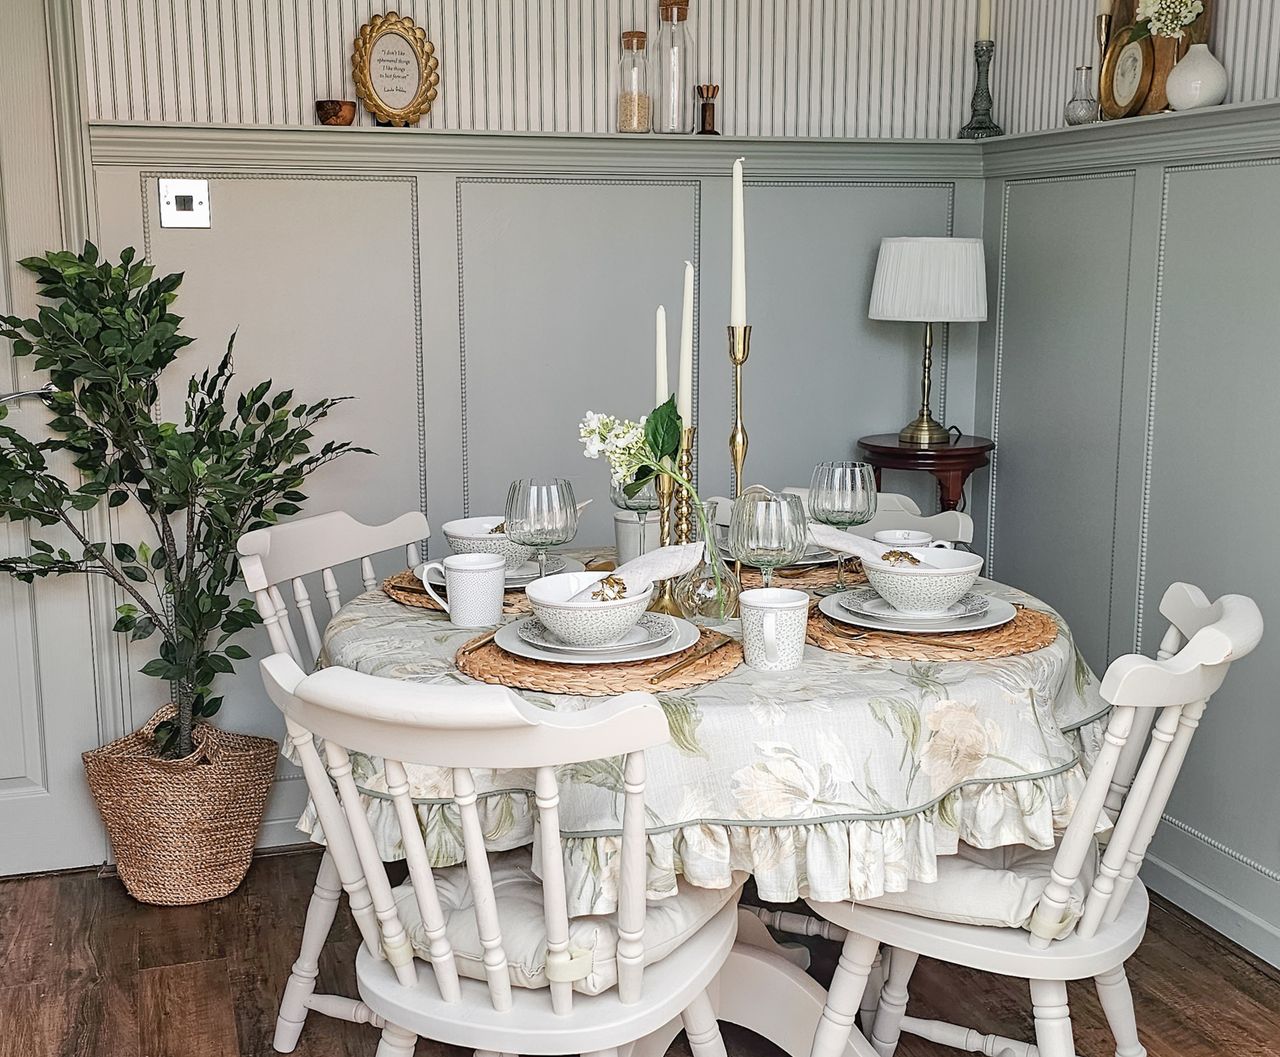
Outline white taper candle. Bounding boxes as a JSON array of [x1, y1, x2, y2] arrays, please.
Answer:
[[677, 261, 694, 423], [730, 157, 747, 327], [655, 304, 668, 407], [978, 0, 992, 39]]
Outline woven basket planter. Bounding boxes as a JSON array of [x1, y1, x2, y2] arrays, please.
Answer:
[[82, 706, 278, 905]]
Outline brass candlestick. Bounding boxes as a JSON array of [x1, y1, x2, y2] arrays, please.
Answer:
[[1095, 12, 1113, 114], [650, 472, 682, 615], [728, 325, 751, 498], [674, 427, 697, 544]]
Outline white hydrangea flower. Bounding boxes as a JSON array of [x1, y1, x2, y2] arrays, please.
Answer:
[[1136, 0, 1203, 38]]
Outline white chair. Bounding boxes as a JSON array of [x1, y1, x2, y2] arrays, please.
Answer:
[[259, 655, 741, 1057], [710, 491, 972, 546], [236, 509, 429, 1052], [801, 582, 1262, 1057]]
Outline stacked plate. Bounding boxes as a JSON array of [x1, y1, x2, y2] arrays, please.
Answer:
[[495, 613, 700, 665], [820, 585, 1016, 634], [716, 540, 836, 569], [423, 554, 584, 590]]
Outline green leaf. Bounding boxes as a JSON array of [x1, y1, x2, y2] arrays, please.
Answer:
[[112, 543, 137, 563], [223, 644, 251, 660], [122, 565, 149, 582], [644, 395, 683, 462]]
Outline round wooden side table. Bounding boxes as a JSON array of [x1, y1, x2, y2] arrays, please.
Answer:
[[857, 433, 995, 512]]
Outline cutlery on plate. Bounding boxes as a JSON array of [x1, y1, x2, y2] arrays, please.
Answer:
[[458, 629, 499, 656], [820, 617, 976, 652], [648, 632, 733, 684]]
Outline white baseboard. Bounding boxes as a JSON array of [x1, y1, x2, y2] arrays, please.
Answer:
[[1143, 852, 1280, 968]]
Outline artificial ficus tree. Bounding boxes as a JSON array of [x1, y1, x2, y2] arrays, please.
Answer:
[[0, 244, 367, 757]]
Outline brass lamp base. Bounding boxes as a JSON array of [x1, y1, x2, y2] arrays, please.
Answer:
[[898, 411, 951, 447]]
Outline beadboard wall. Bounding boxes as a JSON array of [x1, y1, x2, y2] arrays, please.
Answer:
[[81, 0, 988, 136], [81, 0, 1280, 138], [993, 0, 1280, 134]]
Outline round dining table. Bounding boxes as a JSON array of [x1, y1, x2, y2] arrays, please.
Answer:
[[304, 572, 1108, 1057]]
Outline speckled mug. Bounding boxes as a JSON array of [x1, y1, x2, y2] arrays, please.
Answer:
[[739, 587, 809, 672], [418, 553, 506, 628]]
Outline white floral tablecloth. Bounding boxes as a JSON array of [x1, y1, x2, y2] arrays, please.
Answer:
[[301, 578, 1108, 916]]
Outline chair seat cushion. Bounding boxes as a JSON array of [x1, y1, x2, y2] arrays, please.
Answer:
[[392, 849, 742, 996], [857, 839, 1097, 931]]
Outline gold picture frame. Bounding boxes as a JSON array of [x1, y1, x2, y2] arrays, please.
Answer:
[[352, 12, 440, 127], [1100, 24, 1155, 120]]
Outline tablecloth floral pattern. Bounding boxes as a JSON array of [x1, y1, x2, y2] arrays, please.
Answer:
[[301, 578, 1109, 917]]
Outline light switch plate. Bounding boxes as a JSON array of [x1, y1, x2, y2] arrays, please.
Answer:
[[158, 178, 211, 228]]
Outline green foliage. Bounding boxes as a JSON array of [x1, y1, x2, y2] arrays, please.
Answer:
[[624, 395, 684, 499], [0, 244, 368, 757]]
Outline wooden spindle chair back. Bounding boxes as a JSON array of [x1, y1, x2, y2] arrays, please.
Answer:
[[260, 654, 670, 1016], [237, 510, 429, 670], [1025, 583, 1262, 948]]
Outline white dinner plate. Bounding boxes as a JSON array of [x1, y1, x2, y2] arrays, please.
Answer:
[[495, 615, 700, 666], [516, 613, 676, 654], [838, 586, 990, 623], [425, 555, 581, 589], [818, 591, 1017, 635]]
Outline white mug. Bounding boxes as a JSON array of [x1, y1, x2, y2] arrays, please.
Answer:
[[418, 553, 506, 628], [873, 529, 953, 550], [613, 511, 661, 566], [739, 587, 809, 672]]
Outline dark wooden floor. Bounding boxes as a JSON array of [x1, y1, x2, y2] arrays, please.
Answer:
[[3, 848, 1278, 1057]]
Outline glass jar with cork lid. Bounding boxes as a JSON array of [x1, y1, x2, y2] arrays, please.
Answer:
[[616, 31, 651, 133]]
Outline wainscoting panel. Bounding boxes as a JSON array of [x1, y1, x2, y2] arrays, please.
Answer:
[[92, 165, 425, 840], [1139, 159, 1280, 930], [985, 171, 1135, 672], [453, 177, 699, 543], [81, 0, 985, 137]]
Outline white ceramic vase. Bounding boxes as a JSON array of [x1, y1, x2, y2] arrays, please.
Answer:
[[1166, 43, 1228, 111]]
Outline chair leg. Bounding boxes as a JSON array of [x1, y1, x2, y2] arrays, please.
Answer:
[[274, 849, 342, 1052], [870, 948, 919, 1057], [1029, 979, 1076, 1057], [1095, 965, 1147, 1057], [375, 1024, 419, 1057], [682, 989, 728, 1057], [859, 948, 885, 1039], [810, 931, 882, 1057]]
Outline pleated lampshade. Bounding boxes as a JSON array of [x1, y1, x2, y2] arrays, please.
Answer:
[[868, 237, 988, 323]]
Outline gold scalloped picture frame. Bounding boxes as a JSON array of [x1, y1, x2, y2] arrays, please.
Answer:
[[352, 12, 440, 127]]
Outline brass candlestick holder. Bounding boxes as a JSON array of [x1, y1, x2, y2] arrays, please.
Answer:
[[1095, 12, 1113, 114], [674, 427, 697, 544], [650, 472, 682, 616], [728, 325, 751, 498]]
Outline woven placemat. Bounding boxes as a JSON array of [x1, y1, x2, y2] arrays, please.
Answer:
[[455, 627, 743, 696], [739, 561, 867, 592], [382, 569, 532, 615], [806, 605, 1058, 661]]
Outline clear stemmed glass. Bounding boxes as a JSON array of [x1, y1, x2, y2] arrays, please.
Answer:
[[609, 478, 660, 558], [505, 478, 579, 580], [728, 487, 808, 588], [808, 461, 878, 592]]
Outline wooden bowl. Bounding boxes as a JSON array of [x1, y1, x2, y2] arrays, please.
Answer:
[[315, 100, 357, 126]]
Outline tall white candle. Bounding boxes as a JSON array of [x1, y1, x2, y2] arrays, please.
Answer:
[[730, 157, 747, 327], [677, 261, 695, 423], [655, 304, 668, 407], [978, 0, 992, 39], [1096, 0, 1113, 14]]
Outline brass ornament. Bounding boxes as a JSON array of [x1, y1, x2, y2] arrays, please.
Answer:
[[879, 549, 923, 566], [352, 12, 440, 127], [591, 575, 629, 601]]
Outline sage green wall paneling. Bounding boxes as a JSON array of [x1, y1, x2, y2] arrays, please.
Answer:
[[1140, 160, 1280, 940], [93, 170, 424, 845], [453, 178, 697, 547], [987, 172, 1136, 672], [736, 182, 957, 511]]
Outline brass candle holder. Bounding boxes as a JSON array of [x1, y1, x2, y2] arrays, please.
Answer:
[[1095, 12, 1113, 114], [650, 472, 682, 616], [674, 426, 697, 544], [728, 325, 751, 499]]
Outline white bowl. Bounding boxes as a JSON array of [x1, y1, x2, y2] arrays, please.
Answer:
[[874, 529, 933, 548], [862, 548, 984, 616], [443, 516, 533, 571], [524, 571, 654, 648]]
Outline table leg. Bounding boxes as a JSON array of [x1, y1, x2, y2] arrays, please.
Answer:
[[630, 911, 877, 1057], [931, 468, 969, 512]]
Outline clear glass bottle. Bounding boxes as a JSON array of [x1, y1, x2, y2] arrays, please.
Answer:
[[616, 30, 651, 133], [653, 1, 695, 134], [1064, 65, 1098, 126], [673, 500, 741, 624]]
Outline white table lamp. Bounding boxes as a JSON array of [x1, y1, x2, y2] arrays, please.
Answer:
[[869, 237, 987, 446]]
